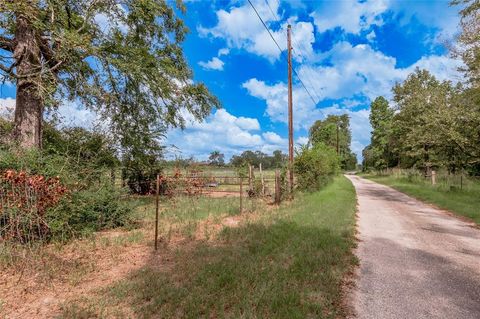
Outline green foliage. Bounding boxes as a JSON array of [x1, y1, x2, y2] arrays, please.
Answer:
[[364, 68, 480, 175], [451, 0, 480, 89], [363, 96, 395, 170], [121, 138, 162, 195], [208, 151, 225, 166], [1, 0, 219, 150], [309, 114, 357, 170], [0, 125, 136, 242], [47, 182, 133, 240], [294, 143, 340, 191], [365, 173, 480, 225]]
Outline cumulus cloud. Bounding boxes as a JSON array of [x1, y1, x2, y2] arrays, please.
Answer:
[[198, 57, 225, 71], [198, 0, 315, 62], [311, 0, 389, 34], [165, 109, 290, 160], [218, 48, 230, 56], [242, 41, 462, 160]]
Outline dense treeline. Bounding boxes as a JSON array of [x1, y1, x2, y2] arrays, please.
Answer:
[[230, 150, 288, 169], [363, 0, 480, 175], [363, 69, 480, 175]]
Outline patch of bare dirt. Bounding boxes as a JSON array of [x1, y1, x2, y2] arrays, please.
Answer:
[[0, 208, 264, 318]]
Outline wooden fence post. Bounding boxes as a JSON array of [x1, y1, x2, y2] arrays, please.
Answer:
[[275, 169, 281, 204], [286, 168, 291, 197], [248, 164, 253, 191], [431, 170, 436, 186], [259, 163, 265, 195], [239, 176, 243, 213], [155, 174, 160, 250]]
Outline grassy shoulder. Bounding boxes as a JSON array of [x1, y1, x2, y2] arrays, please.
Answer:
[[61, 176, 358, 318], [362, 174, 480, 225]]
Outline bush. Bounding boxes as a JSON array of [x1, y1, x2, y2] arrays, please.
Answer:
[[46, 182, 133, 240], [294, 143, 340, 191], [0, 143, 135, 243]]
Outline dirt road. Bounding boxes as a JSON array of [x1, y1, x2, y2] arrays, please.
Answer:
[[346, 175, 480, 319]]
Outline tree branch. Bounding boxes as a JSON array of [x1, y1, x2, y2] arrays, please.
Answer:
[[0, 62, 17, 77], [38, 36, 61, 71], [0, 36, 15, 52]]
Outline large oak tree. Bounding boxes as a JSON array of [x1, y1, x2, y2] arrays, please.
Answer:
[[0, 0, 219, 148]]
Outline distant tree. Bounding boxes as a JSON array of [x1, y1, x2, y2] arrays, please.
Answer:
[[367, 96, 396, 170], [230, 150, 286, 169], [0, 0, 219, 149], [451, 0, 480, 89], [309, 114, 357, 170], [208, 151, 225, 166], [271, 150, 287, 168]]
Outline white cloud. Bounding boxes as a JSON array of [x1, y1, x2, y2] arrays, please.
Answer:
[[242, 42, 462, 159], [311, 0, 389, 35], [198, 57, 225, 71], [263, 131, 284, 144], [0, 97, 15, 120], [218, 48, 230, 56], [52, 101, 102, 130], [390, 0, 460, 41], [198, 1, 315, 62], [165, 109, 288, 160], [366, 30, 376, 41], [296, 136, 309, 146]]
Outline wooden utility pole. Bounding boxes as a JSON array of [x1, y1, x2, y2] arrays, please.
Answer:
[[287, 24, 294, 195]]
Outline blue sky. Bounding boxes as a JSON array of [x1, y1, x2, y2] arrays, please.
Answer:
[[0, 0, 463, 161]]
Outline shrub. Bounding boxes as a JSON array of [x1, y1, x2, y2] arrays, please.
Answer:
[[46, 182, 133, 240], [0, 146, 135, 243], [294, 143, 340, 191], [0, 169, 68, 242]]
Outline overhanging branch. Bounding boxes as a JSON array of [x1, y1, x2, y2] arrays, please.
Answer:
[[0, 62, 17, 77], [0, 36, 15, 52]]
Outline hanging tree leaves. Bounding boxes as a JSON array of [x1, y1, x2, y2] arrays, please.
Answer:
[[0, 0, 220, 148]]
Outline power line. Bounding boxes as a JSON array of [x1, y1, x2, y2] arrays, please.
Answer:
[[264, 0, 322, 103], [247, 0, 322, 111], [289, 28, 324, 104]]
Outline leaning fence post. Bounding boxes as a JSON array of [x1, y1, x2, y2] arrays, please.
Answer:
[[248, 164, 253, 192], [431, 170, 436, 186], [154, 174, 160, 250], [239, 176, 243, 213], [275, 169, 281, 204]]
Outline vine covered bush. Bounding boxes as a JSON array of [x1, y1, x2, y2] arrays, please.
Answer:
[[0, 135, 134, 243], [294, 143, 340, 191]]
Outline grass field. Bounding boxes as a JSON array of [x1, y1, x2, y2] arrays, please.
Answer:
[[59, 176, 358, 318], [362, 174, 480, 225]]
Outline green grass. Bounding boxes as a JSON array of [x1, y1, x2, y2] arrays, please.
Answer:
[[363, 174, 480, 225], [61, 176, 358, 318]]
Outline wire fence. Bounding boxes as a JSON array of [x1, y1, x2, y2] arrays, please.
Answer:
[[0, 170, 68, 242], [371, 168, 480, 192]]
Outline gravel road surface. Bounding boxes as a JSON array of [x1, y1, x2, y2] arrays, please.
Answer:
[[346, 175, 480, 319]]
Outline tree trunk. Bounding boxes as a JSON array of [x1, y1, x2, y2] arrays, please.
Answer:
[[13, 14, 43, 149]]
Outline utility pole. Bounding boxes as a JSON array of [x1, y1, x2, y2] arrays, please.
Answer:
[[287, 25, 294, 196]]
